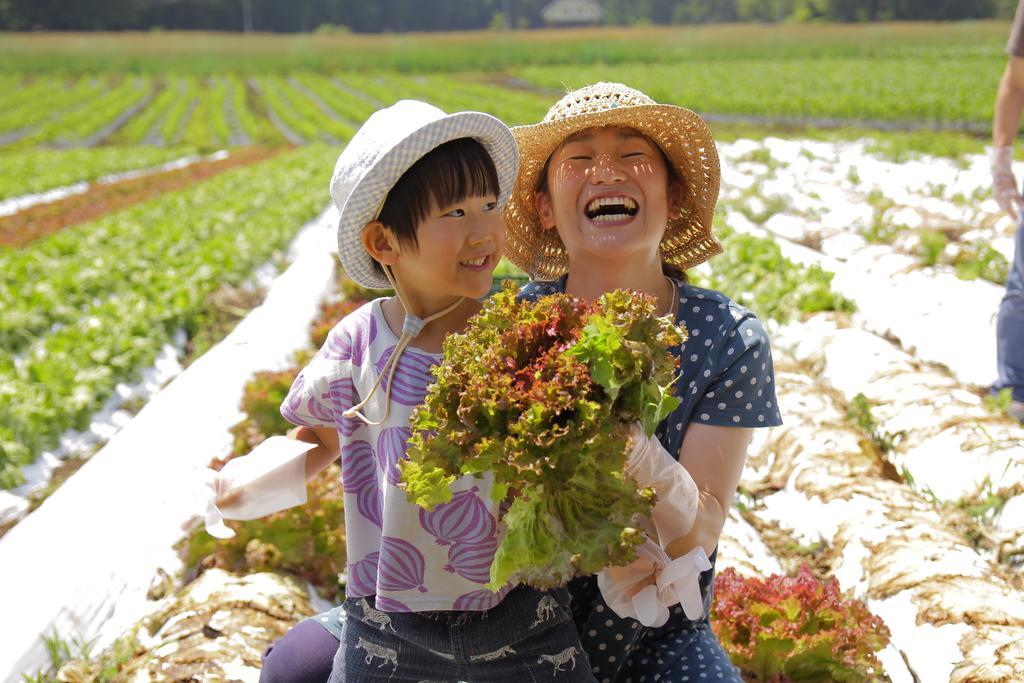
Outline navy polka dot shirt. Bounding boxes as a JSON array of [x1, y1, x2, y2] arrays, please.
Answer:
[[519, 275, 782, 682]]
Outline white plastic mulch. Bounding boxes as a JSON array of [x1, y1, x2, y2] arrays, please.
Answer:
[[0, 151, 221, 218], [0, 207, 337, 682], [718, 138, 1014, 389]]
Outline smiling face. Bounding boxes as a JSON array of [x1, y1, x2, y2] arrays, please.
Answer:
[[390, 193, 504, 304], [535, 125, 679, 267]]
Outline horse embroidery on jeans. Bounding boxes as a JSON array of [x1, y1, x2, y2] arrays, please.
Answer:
[[530, 595, 559, 627], [537, 646, 579, 674], [469, 645, 517, 662], [356, 637, 398, 669], [359, 598, 397, 633]]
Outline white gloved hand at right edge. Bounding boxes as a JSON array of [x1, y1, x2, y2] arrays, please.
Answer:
[[990, 145, 1023, 220], [194, 436, 316, 539]]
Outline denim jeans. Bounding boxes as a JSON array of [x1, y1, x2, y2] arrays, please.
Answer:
[[996, 214, 1024, 402], [327, 586, 597, 682]]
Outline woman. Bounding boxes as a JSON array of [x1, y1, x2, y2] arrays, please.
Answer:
[[503, 81, 783, 682]]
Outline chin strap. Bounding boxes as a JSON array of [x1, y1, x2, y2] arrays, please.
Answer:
[[342, 265, 464, 426]]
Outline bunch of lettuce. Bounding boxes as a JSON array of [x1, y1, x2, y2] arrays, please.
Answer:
[[399, 282, 686, 590], [712, 565, 891, 681]]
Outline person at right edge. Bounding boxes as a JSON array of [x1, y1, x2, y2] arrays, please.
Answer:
[[990, 0, 1024, 423]]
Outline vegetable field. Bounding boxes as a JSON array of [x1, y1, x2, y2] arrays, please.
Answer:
[[1, 22, 1022, 683]]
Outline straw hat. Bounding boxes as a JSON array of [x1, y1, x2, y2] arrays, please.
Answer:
[[331, 100, 519, 290], [503, 82, 721, 281]]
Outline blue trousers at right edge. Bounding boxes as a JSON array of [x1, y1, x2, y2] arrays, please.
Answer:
[[996, 215, 1024, 402]]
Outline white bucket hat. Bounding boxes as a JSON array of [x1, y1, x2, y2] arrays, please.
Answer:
[[331, 99, 520, 290]]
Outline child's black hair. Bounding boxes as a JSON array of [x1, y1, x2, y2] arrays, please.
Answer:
[[373, 137, 500, 277]]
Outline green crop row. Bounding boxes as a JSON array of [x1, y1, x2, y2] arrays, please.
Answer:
[[0, 146, 196, 201], [12, 77, 155, 148], [514, 56, 1004, 128], [159, 77, 200, 145], [253, 76, 353, 143], [225, 74, 284, 145], [292, 72, 378, 125], [181, 78, 231, 150], [0, 144, 337, 488], [699, 217, 856, 325], [335, 72, 548, 126], [0, 78, 107, 137], [114, 77, 182, 144]]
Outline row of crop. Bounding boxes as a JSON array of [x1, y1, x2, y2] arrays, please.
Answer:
[[0, 144, 337, 488], [0, 78, 107, 138], [514, 55, 1004, 129], [332, 72, 549, 126], [0, 146, 196, 202], [180, 77, 232, 149], [9, 77, 154, 149], [291, 73, 378, 125], [225, 74, 285, 145], [252, 76, 354, 144]]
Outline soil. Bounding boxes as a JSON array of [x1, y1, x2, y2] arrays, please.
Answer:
[[0, 145, 289, 249]]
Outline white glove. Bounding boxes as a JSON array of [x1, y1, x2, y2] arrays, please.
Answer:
[[598, 538, 711, 626], [624, 423, 700, 548], [990, 145, 1023, 220], [193, 436, 315, 539]]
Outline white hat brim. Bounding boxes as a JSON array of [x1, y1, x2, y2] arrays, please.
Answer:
[[337, 111, 520, 290]]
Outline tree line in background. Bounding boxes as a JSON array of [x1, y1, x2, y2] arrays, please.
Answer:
[[0, 0, 1015, 32]]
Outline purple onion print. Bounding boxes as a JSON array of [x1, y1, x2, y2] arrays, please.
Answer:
[[281, 374, 306, 424], [376, 426, 411, 486], [341, 440, 376, 492], [444, 537, 498, 584], [374, 345, 437, 406], [322, 327, 352, 361], [373, 596, 410, 612], [377, 537, 428, 593], [419, 487, 496, 546], [305, 394, 333, 425], [356, 481, 383, 528], [326, 377, 361, 437], [349, 311, 376, 367], [347, 552, 379, 596], [452, 584, 511, 611]]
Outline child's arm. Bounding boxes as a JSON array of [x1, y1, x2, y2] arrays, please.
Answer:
[[292, 425, 341, 481], [214, 426, 340, 511]]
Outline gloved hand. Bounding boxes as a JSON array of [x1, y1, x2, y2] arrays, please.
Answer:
[[624, 422, 700, 549], [597, 538, 711, 626], [189, 436, 315, 539], [990, 145, 1023, 220]]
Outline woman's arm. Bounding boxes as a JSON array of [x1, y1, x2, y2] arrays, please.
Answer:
[[665, 423, 752, 559]]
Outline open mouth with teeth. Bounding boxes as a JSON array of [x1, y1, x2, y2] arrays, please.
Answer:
[[585, 196, 639, 222], [460, 255, 490, 268]]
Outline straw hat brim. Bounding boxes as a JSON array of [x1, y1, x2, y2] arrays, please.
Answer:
[[337, 111, 520, 290], [503, 103, 722, 281]]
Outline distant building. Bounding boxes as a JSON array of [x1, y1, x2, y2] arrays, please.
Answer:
[[541, 0, 604, 27]]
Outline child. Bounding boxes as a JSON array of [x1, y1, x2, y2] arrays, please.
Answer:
[[253, 100, 597, 682]]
